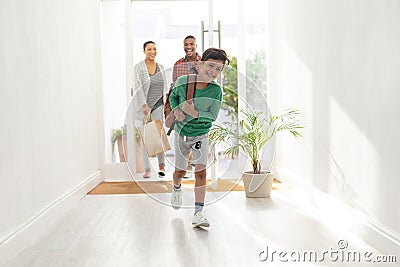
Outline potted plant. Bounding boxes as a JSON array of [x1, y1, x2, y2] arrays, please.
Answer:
[[111, 126, 144, 172], [134, 128, 144, 173], [209, 108, 304, 197], [111, 126, 127, 162]]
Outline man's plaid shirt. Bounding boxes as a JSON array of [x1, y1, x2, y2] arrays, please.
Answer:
[[170, 53, 202, 89]]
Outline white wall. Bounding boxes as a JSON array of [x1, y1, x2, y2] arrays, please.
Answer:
[[101, 0, 129, 163], [0, 0, 103, 249], [267, 0, 400, 250]]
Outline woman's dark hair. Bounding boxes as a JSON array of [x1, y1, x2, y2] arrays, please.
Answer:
[[143, 41, 155, 50], [201, 48, 230, 65]]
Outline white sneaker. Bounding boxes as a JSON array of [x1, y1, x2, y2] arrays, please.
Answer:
[[192, 211, 210, 228], [171, 189, 182, 210]]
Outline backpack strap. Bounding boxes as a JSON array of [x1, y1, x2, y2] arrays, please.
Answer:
[[166, 74, 197, 136], [186, 74, 197, 100]]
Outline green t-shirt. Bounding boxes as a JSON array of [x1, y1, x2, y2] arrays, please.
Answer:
[[169, 75, 222, 136]]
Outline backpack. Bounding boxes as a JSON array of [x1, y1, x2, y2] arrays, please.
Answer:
[[164, 74, 197, 135]]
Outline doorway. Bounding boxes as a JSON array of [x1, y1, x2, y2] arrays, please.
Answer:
[[101, 0, 269, 181]]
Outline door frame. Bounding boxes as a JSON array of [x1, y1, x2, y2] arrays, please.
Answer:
[[102, 0, 249, 181]]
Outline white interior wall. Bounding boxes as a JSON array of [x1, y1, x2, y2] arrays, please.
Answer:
[[267, 0, 400, 250], [0, 0, 103, 247], [1, 0, 399, 261], [101, 0, 129, 163]]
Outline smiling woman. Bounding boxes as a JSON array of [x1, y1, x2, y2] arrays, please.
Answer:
[[133, 40, 168, 178]]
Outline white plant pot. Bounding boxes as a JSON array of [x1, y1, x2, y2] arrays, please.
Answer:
[[242, 171, 274, 198]]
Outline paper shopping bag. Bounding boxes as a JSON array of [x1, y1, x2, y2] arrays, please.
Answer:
[[138, 119, 171, 157]]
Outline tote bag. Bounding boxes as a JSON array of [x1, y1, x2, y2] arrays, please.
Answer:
[[138, 114, 171, 157]]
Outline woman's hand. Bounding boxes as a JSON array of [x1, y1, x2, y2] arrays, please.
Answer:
[[142, 104, 151, 115]]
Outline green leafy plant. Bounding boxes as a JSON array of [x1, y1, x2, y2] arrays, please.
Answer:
[[209, 108, 304, 174], [111, 127, 123, 153], [222, 56, 238, 120], [135, 129, 141, 143], [111, 125, 135, 153], [221, 51, 268, 120]]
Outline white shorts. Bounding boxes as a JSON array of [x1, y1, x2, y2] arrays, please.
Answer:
[[174, 132, 209, 170]]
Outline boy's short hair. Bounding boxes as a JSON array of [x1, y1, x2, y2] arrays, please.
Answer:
[[201, 48, 230, 66]]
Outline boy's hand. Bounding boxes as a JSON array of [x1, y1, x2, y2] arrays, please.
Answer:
[[182, 100, 199, 118], [173, 109, 186, 121]]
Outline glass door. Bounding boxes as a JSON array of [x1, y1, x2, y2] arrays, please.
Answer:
[[101, 0, 269, 181], [128, 0, 209, 180], [212, 0, 271, 179]]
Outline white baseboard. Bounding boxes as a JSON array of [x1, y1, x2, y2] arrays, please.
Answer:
[[355, 213, 400, 259], [274, 167, 400, 259], [0, 171, 103, 266]]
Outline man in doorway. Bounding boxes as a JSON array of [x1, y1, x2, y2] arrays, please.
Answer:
[[171, 35, 202, 87], [169, 35, 202, 178]]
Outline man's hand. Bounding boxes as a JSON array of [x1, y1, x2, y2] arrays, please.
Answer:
[[182, 100, 199, 118], [173, 109, 186, 122]]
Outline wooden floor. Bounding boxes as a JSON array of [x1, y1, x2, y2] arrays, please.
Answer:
[[5, 183, 397, 267]]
